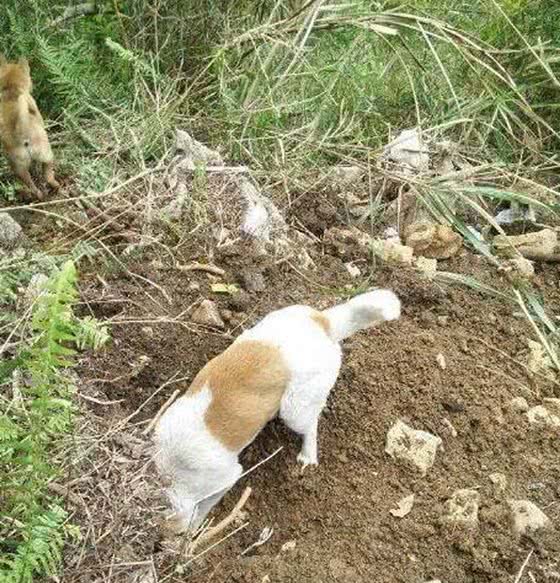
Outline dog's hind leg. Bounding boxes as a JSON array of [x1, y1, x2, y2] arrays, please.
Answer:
[[43, 160, 60, 191], [12, 164, 43, 200]]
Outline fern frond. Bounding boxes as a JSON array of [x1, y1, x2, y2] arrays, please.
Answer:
[[0, 506, 67, 583], [75, 316, 110, 351]]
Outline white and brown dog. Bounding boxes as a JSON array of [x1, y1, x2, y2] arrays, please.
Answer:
[[154, 289, 401, 532]]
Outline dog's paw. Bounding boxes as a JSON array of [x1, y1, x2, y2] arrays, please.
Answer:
[[297, 452, 318, 472]]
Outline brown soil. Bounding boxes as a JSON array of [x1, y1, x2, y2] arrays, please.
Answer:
[[60, 193, 560, 583]]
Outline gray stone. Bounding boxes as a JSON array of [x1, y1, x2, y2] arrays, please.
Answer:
[[385, 420, 442, 476], [191, 300, 225, 329], [174, 129, 223, 169], [240, 269, 266, 293], [443, 488, 480, 528], [508, 500, 551, 536], [0, 212, 23, 250]]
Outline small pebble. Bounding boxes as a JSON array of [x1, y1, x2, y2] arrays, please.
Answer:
[[507, 397, 529, 413]]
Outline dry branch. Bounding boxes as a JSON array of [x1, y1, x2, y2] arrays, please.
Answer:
[[190, 487, 252, 552], [142, 389, 180, 435], [178, 262, 226, 276], [522, 252, 560, 263], [49, 2, 101, 27]]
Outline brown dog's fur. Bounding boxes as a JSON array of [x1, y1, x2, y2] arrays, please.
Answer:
[[0, 55, 59, 199], [188, 340, 290, 450]]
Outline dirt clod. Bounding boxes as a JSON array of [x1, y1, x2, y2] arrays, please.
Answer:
[[377, 239, 414, 265], [508, 500, 551, 536], [389, 493, 415, 518], [405, 222, 462, 259], [526, 405, 560, 428], [508, 397, 529, 413], [385, 419, 443, 476], [443, 488, 480, 529], [489, 472, 508, 492]]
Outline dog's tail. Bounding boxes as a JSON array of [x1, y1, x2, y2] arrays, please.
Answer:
[[321, 289, 401, 342]]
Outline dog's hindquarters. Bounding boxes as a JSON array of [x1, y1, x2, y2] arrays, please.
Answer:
[[242, 306, 343, 468], [154, 389, 242, 532]]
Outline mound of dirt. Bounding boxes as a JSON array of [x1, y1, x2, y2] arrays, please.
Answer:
[[63, 211, 560, 583]]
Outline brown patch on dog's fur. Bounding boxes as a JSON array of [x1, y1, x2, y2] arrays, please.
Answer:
[[0, 56, 59, 199], [311, 311, 331, 337], [187, 340, 290, 451]]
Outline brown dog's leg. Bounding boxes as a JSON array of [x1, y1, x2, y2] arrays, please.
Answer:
[[14, 167, 43, 200], [43, 161, 60, 191]]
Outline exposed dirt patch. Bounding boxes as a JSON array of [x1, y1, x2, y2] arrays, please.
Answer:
[[60, 194, 560, 583]]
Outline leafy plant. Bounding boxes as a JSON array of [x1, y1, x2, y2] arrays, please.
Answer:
[[0, 260, 109, 582]]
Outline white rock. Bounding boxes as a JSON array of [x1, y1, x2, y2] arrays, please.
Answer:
[[415, 256, 438, 279], [0, 212, 23, 250], [390, 494, 415, 518], [383, 128, 430, 174], [344, 262, 361, 278], [494, 228, 557, 259], [508, 397, 529, 413], [508, 500, 551, 536], [495, 206, 535, 225], [191, 300, 225, 329], [239, 178, 288, 243], [280, 540, 297, 553], [383, 226, 401, 243], [385, 420, 442, 476], [443, 489, 480, 528], [436, 353, 446, 370], [331, 165, 364, 187], [442, 418, 458, 438], [23, 273, 49, 306], [375, 239, 414, 266], [174, 129, 223, 169], [526, 405, 560, 428], [527, 340, 556, 380]]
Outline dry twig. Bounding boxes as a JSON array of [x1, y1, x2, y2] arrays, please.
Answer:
[[178, 262, 226, 276], [513, 550, 533, 583], [142, 389, 180, 435], [189, 487, 252, 552]]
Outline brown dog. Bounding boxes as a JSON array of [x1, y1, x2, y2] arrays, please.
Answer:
[[0, 55, 59, 200]]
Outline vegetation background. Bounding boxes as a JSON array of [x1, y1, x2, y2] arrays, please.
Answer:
[[0, 0, 559, 580]]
